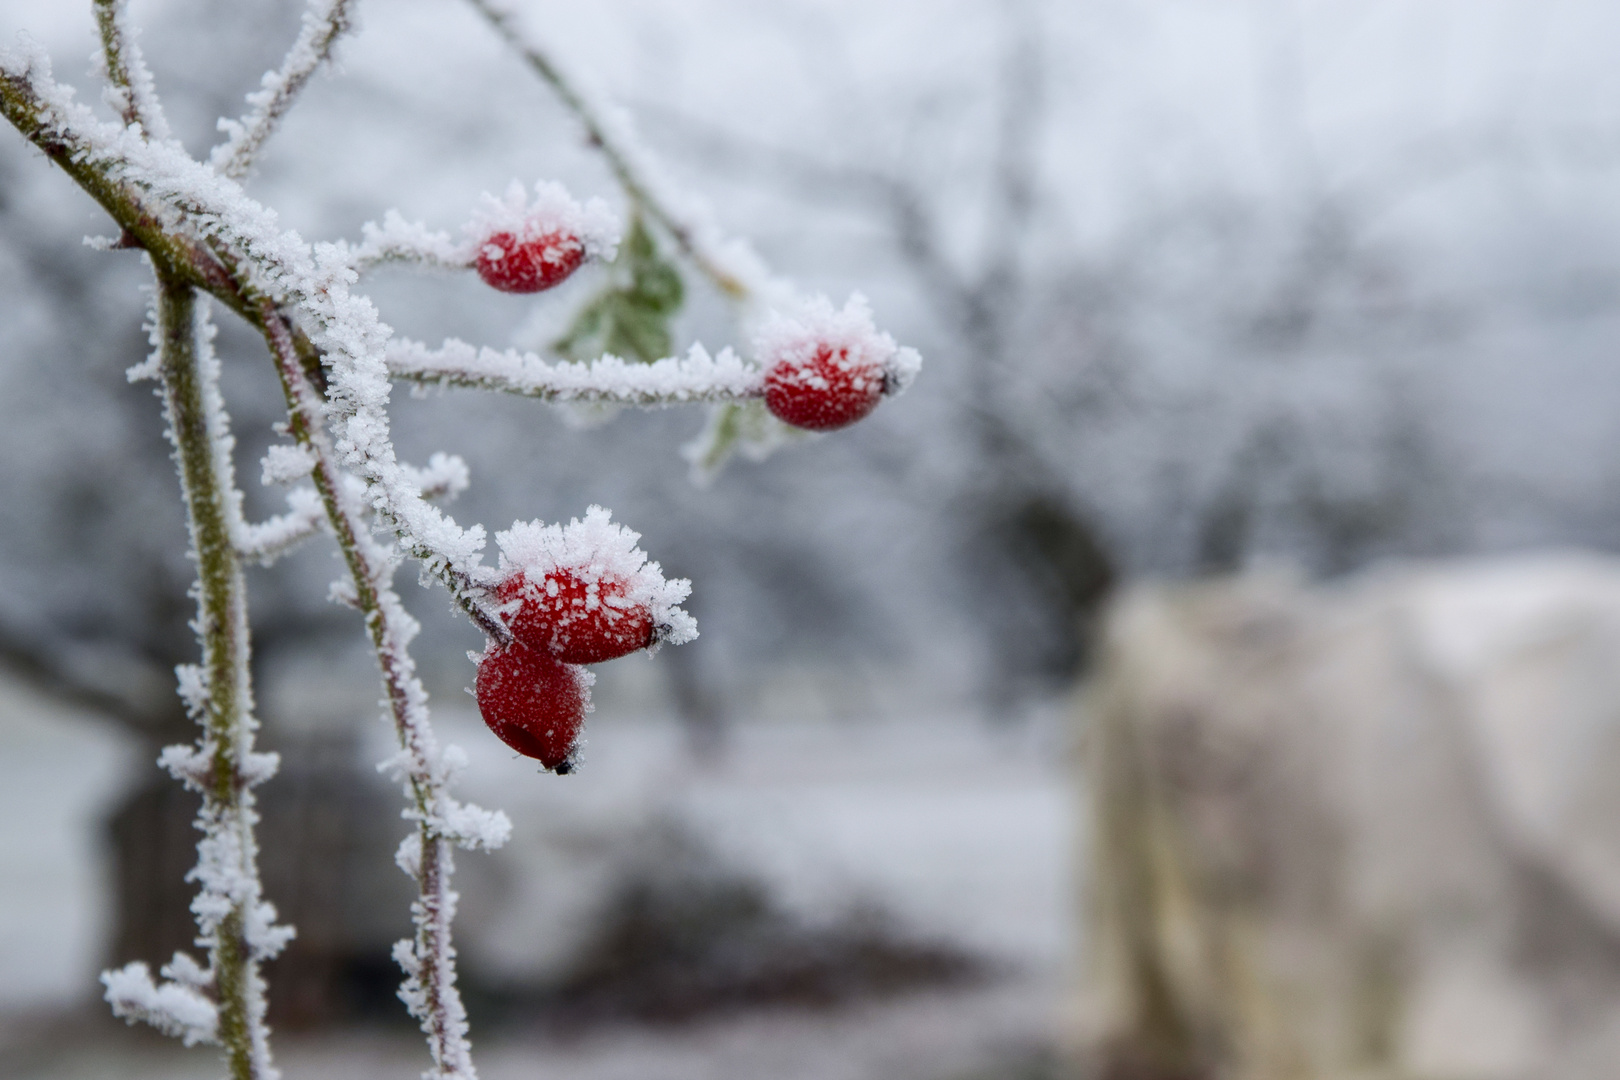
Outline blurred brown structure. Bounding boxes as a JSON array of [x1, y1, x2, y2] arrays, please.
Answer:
[[1079, 556, 1620, 1080]]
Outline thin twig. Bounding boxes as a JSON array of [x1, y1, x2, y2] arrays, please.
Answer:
[[212, 0, 355, 178], [92, 0, 173, 142], [387, 337, 764, 406], [262, 306, 505, 1080]]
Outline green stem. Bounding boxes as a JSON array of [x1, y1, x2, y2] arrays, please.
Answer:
[[154, 271, 271, 1080]]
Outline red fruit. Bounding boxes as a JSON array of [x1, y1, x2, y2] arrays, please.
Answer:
[[475, 640, 588, 772], [475, 230, 586, 293], [763, 344, 885, 431], [497, 567, 655, 665]]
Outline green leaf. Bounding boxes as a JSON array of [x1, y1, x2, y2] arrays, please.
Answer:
[[554, 212, 684, 363]]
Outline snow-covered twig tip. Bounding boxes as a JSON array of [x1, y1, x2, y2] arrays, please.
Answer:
[[212, 0, 355, 178], [103, 961, 219, 1046]]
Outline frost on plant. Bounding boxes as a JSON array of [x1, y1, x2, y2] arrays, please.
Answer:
[[495, 505, 699, 652], [0, 3, 920, 1079]]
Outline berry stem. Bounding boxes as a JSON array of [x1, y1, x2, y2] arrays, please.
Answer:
[[464, 0, 755, 300], [386, 336, 765, 406]]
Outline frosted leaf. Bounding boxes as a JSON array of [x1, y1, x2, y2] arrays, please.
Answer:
[[681, 400, 799, 484]]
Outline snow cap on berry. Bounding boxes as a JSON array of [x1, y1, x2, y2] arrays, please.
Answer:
[[753, 293, 922, 398], [494, 506, 697, 649], [466, 179, 621, 262]]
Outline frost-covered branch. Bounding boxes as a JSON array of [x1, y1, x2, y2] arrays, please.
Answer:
[[341, 210, 471, 276], [0, 45, 253, 314], [211, 0, 355, 179], [234, 486, 326, 565], [261, 307, 508, 1080], [118, 272, 289, 1080], [102, 958, 218, 1046], [5, 12, 916, 1077], [388, 337, 764, 406], [92, 0, 172, 142], [464, 0, 768, 301], [0, 50, 503, 628], [402, 451, 472, 502]]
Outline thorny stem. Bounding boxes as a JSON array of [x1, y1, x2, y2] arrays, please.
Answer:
[[464, 0, 752, 300], [154, 272, 275, 1080], [262, 308, 483, 1079]]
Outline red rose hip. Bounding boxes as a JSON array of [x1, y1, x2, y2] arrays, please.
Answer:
[[475, 229, 586, 294], [475, 640, 589, 773], [762, 344, 886, 432], [752, 295, 919, 432], [497, 567, 655, 665]]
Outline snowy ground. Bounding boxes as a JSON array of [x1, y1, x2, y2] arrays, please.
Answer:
[[0, 669, 1079, 1078]]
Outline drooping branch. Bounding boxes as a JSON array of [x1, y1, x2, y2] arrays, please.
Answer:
[[211, 0, 356, 179], [387, 337, 764, 406]]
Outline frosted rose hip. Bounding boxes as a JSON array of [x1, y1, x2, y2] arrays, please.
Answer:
[[475, 640, 588, 773], [497, 566, 655, 665], [763, 344, 885, 431], [475, 229, 586, 293]]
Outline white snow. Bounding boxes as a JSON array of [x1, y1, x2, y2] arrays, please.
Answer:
[[753, 293, 922, 397], [388, 338, 762, 405], [103, 961, 220, 1046], [465, 179, 620, 263], [494, 505, 697, 648]]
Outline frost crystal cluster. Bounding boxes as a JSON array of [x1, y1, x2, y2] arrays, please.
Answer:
[[0, 1, 919, 1078]]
